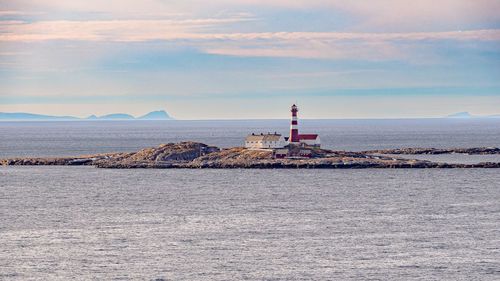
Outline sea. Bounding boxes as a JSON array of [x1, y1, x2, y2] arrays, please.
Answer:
[[1, 119, 499, 280]]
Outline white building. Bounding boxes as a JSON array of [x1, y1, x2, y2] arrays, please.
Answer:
[[245, 133, 287, 149]]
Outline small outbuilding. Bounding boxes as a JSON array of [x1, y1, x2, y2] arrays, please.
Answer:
[[298, 134, 321, 147], [273, 148, 289, 159]]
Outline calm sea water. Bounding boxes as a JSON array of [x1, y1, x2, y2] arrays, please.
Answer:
[[1, 167, 499, 280], [1, 119, 500, 280]]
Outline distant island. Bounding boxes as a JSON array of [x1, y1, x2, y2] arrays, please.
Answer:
[[2, 142, 500, 169], [447, 112, 500, 118], [0, 110, 173, 121]]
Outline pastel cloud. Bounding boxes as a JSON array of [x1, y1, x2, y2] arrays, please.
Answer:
[[0, 18, 255, 41], [1, 17, 499, 61], [2, 18, 500, 42], [264, 0, 500, 30], [3, 0, 500, 30]]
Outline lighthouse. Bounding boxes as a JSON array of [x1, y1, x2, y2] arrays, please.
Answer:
[[289, 104, 300, 143], [244, 104, 320, 152]]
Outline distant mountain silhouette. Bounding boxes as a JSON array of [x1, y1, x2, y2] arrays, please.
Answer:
[[138, 110, 172, 120], [447, 112, 473, 118], [447, 112, 500, 118], [0, 110, 174, 121], [0, 112, 78, 120], [95, 113, 135, 120]]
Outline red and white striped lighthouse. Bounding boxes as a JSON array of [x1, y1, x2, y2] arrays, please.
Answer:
[[289, 104, 300, 143]]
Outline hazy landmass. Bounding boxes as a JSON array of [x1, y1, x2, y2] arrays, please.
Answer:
[[0, 110, 173, 121], [0, 112, 80, 120], [3, 110, 500, 120], [447, 112, 500, 118]]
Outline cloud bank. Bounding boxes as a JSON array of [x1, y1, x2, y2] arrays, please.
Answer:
[[1, 0, 499, 118], [2, 0, 499, 60], [1, 18, 499, 61]]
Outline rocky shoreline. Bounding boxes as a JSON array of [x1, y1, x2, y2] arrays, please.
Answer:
[[2, 142, 500, 169], [363, 147, 500, 155]]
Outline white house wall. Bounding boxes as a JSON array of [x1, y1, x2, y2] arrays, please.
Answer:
[[245, 137, 286, 149]]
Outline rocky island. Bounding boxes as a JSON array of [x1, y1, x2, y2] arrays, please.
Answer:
[[2, 141, 500, 169]]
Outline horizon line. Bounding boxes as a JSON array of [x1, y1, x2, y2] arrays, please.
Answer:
[[1, 117, 499, 122]]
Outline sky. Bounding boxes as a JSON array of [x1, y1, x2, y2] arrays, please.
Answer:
[[0, 0, 499, 119]]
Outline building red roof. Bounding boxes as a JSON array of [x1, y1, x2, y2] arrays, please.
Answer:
[[299, 134, 318, 140]]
